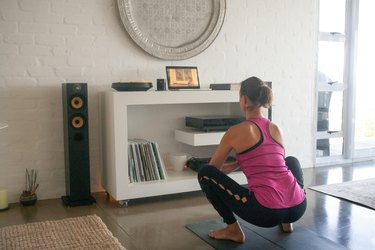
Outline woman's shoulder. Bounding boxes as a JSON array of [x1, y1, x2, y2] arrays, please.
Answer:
[[227, 120, 260, 137], [230, 119, 254, 130], [268, 121, 284, 145], [268, 121, 282, 133]]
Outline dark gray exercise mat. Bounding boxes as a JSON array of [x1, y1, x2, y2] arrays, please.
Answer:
[[186, 218, 349, 250], [186, 219, 282, 250]]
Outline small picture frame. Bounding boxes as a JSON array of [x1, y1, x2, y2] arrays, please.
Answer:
[[166, 66, 200, 90]]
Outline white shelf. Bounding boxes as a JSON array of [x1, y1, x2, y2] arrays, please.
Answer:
[[100, 90, 244, 201], [111, 89, 240, 105], [175, 129, 225, 146]]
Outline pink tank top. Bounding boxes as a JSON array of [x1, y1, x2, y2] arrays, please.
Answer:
[[236, 117, 305, 209]]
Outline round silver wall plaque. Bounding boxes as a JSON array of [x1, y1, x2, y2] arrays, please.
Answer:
[[117, 0, 226, 60]]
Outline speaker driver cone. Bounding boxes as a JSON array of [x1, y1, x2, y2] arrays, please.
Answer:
[[71, 96, 84, 109], [71, 116, 85, 129]]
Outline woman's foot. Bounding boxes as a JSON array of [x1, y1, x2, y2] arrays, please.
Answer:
[[281, 223, 293, 233], [208, 221, 245, 243]]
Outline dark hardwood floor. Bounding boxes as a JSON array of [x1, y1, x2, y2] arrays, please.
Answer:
[[1, 160, 374, 250]]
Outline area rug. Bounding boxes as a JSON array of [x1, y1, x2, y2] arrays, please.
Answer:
[[0, 215, 126, 250], [309, 178, 375, 209], [186, 218, 348, 250]]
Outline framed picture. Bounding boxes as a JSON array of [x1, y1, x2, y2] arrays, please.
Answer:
[[166, 66, 200, 90]]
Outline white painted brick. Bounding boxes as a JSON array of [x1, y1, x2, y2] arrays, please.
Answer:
[[93, 10, 120, 26], [0, 22, 18, 34], [0, 66, 26, 77], [0, 44, 18, 55], [56, 67, 82, 77], [36, 34, 65, 46], [4, 34, 34, 45], [19, 22, 51, 34], [91, 48, 111, 58], [1, 11, 34, 22], [0, 97, 38, 111], [84, 0, 114, 7], [83, 66, 111, 77], [77, 24, 106, 35], [28, 66, 55, 77], [35, 137, 62, 151], [92, 55, 121, 69], [52, 47, 70, 56], [0, 77, 5, 87], [4, 77, 37, 87], [19, 0, 50, 13], [38, 56, 67, 66], [49, 24, 77, 35], [20, 45, 50, 56], [81, 2, 114, 16], [0, 0, 18, 11], [93, 36, 124, 49], [66, 0, 91, 4], [0, 126, 39, 146], [66, 35, 94, 48], [64, 14, 92, 25], [67, 55, 93, 67], [37, 76, 65, 87], [63, 76, 90, 84], [35, 13, 64, 24], [2, 55, 38, 67], [71, 47, 93, 57], [51, 2, 81, 14]]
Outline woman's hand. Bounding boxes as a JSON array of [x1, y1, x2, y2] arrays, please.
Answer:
[[220, 161, 239, 174]]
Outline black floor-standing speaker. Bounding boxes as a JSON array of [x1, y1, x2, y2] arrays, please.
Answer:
[[61, 83, 95, 206]]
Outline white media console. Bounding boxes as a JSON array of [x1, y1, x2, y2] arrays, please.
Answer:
[[99, 90, 249, 203]]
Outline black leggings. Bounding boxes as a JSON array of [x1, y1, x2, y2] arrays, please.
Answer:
[[198, 156, 307, 227]]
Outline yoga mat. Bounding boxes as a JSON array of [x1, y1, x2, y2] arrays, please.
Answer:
[[186, 219, 280, 250], [186, 218, 349, 250]]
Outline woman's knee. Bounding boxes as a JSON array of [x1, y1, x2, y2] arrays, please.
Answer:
[[285, 156, 304, 188], [285, 156, 300, 167]]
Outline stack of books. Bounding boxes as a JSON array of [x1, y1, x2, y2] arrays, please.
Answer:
[[128, 139, 167, 183]]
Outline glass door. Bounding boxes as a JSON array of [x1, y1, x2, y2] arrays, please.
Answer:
[[316, 0, 347, 163], [316, 0, 375, 165], [354, 0, 375, 158]]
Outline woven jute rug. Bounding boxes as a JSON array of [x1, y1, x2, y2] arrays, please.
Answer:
[[0, 215, 126, 250], [309, 178, 375, 210]]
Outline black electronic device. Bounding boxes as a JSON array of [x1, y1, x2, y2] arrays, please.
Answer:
[[157, 79, 166, 91], [112, 82, 152, 91], [61, 83, 95, 206], [187, 156, 237, 172], [209, 83, 240, 90], [185, 115, 245, 131]]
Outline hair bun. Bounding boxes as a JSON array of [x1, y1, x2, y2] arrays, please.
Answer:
[[240, 77, 272, 109]]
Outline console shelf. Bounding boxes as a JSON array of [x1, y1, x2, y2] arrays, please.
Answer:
[[100, 90, 247, 201], [174, 129, 225, 146]]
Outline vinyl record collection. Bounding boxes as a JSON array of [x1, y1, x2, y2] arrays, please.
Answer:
[[128, 139, 167, 183]]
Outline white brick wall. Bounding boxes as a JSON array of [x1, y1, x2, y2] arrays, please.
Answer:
[[0, 0, 317, 203]]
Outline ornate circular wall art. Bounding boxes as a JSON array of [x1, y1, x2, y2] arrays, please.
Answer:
[[117, 0, 226, 60]]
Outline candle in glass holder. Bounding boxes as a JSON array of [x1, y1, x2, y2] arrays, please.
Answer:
[[0, 189, 9, 211]]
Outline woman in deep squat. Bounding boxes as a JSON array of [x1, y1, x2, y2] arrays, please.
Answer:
[[198, 76, 306, 243]]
